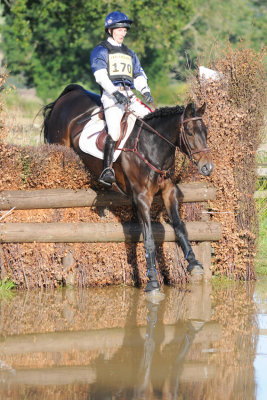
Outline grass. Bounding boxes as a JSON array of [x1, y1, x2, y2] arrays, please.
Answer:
[[3, 87, 44, 146], [0, 277, 16, 290], [212, 275, 236, 288], [256, 211, 267, 275], [0, 277, 16, 300]]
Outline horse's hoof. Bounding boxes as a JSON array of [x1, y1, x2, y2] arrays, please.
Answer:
[[191, 265, 204, 276], [187, 261, 204, 275], [190, 320, 205, 331], [145, 279, 160, 293], [146, 289, 165, 304]]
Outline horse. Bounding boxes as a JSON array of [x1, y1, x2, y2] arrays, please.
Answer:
[[42, 84, 214, 292]]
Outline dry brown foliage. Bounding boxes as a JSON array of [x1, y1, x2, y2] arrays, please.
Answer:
[[181, 46, 266, 280]]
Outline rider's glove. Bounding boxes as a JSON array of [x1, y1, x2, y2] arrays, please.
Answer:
[[143, 92, 153, 104], [113, 90, 129, 105]]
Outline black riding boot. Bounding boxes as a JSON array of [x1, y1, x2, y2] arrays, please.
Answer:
[[98, 135, 117, 187]]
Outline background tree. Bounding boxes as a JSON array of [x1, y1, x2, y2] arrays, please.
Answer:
[[173, 0, 267, 81], [1, 0, 192, 101], [1, 0, 266, 102]]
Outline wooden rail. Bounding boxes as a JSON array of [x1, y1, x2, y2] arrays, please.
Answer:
[[0, 221, 222, 243], [0, 183, 216, 210]]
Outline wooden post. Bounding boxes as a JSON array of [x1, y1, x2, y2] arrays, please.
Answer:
[[192, 242, 212, 280]]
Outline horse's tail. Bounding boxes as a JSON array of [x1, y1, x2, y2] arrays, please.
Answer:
[[42, 84, 85, 143]]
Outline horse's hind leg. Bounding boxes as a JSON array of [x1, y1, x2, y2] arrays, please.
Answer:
[[161, 180, 203, 276], [132, 192, 161, 292]]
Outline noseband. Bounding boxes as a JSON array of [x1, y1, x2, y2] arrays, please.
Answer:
[[179, 111, 210, 163]]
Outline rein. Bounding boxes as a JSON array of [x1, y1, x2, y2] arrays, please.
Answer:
[[77, 101, 210, 177], [119, 120, 174, 178], [120, 107, 210, 176]]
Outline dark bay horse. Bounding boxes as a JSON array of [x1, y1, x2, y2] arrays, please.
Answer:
[[43, 84, 214, 292]]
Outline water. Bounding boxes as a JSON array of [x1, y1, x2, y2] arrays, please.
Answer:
[[0, 277, 266, 400], [254, 277, 267, 400]]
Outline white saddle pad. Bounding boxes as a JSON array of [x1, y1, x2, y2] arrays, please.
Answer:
[[79, 108, 136, 161]]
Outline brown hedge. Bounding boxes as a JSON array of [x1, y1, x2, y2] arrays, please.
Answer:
[[185, 46, 266, 279]]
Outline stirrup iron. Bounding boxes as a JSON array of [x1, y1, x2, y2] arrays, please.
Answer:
[[98, 167, 115, 187]]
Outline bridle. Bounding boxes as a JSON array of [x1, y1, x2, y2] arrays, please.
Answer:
[[179, 111, 210, 164], [121, 108, 210, 174]]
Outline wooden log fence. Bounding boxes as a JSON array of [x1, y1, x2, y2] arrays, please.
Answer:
[[0, 183, 216, 210], [0, 183, 221, 281], [0, 183, 221, 244]]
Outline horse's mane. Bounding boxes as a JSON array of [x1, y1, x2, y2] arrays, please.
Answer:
[[143, 105, 184, 121]]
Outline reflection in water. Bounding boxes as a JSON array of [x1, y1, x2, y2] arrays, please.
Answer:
[[0, 278, 264, 400], [134, 300, 207, 400], [254, 276, 267, 400]]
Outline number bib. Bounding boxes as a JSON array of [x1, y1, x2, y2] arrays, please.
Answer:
[[108, 53, 133, 81]]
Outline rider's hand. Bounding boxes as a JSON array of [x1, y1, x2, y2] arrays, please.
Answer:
[[143, 92, 153, 104], [113, 90, 129, 106]]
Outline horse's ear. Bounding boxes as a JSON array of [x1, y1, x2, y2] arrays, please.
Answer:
[[197, 102, 206, 116], [184, 103, 196, 118]]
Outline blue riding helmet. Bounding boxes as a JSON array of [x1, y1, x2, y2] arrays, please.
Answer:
[[105, 11, 132, 32]]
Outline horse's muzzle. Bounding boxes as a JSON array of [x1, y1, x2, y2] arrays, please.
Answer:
[[198, 161, 214, 176]]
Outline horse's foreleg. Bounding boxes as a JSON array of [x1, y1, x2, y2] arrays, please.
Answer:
[[132, 193, 161, 292], [161, 181, 203, 275]]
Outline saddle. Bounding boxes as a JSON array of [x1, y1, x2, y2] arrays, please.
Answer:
[[78, 106, 137, 160], [95, 111, 130, 151]]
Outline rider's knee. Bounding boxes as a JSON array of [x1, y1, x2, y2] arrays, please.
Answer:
[[107, 128, 120, 141]]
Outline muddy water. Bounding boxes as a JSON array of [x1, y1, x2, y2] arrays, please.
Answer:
[[0, 277, 266, 400]]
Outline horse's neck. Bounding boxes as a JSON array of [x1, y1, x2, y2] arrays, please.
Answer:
[[139, 115, 177, 170], [148, 113, 180, 145]]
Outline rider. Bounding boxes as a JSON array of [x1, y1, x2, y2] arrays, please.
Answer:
[[90, 11, 154, 187]]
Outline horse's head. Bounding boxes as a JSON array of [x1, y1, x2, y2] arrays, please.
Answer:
[[180, 102, 214, 176]]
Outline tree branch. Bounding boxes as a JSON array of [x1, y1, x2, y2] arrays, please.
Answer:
[[181, 12, 202, 32], [3, 0, 13, 8]]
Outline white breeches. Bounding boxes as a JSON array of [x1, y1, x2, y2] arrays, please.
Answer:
[[101, 89, 151, 141]]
